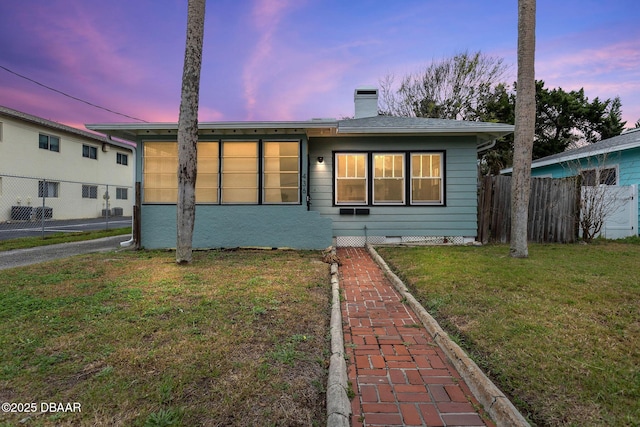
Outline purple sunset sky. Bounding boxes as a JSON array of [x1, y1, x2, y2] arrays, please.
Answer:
[[1, 0, 639, 132]]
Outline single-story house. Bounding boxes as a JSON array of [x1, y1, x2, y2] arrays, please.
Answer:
[[86, 88, 513, 249], [0, 105, 135, 222], [502, 128, 640, 237]]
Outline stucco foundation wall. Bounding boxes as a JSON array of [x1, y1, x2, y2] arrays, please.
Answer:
[[140, 205, 333, 249]]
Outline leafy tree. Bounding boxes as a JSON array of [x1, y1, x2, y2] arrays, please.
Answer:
[[482, 81, 627, 173], [534, 82, 626, 158], [176, 0, 206, 264], [510, 0, 537, 258]]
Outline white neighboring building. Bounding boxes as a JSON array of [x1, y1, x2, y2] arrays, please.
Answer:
[[0, 105, 135, 222]]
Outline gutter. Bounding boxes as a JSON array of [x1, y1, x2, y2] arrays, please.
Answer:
[[477, 139, 497, 153], [103, 134, 136, 248]]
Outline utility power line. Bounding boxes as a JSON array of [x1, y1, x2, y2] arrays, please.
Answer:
[[0, 64, 149, 122]]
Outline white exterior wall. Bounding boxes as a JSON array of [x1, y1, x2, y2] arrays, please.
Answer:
[[0, 115, 134, 221]]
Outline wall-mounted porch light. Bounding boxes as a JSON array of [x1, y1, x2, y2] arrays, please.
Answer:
[[317, 156, 324, 163]]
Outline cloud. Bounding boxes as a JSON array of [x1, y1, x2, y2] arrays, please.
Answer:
[[536, 38, 640, 124]]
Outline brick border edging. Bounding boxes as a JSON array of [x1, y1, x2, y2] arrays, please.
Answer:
[[366, 244, 531, 427], [326, 247, 351, 427]]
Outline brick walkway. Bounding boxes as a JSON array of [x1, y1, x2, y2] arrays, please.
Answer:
[[339, 247, 493, 427]]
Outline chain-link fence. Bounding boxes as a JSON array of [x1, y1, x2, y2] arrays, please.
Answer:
[[0, 174, 133, 239]]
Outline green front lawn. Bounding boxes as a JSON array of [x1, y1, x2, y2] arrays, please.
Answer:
[[376, 242, 640, 427], [0, 249, 330, 426]]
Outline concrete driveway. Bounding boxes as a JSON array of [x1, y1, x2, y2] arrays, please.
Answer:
[[0, 235, 132, 270]]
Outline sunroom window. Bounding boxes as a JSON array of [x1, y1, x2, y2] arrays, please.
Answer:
[[264, 141, 299, 203], [143, 142, 178, 203], [221, 141, 258, 204], [143, 141, 219, 203]]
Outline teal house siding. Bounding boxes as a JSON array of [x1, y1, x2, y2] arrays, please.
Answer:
[[521, 131, 640, 236], [141, 205, 332, 249], [308, 136, 480, 242]]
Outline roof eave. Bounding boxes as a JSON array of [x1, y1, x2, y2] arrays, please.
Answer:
[[86, 120, 339, 141]]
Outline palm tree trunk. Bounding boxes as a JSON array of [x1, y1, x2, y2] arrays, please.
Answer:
[[510, 0, 536, 258], [176, 0, 206, 264]]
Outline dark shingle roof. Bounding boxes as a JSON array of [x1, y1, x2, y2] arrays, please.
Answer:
[[337, 115, 513, 139]]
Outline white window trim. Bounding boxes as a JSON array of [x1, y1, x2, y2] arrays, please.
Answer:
[[580, 164, 619, 186]]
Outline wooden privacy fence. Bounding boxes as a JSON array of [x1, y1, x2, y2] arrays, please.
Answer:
[[478, 175, 581, 243]]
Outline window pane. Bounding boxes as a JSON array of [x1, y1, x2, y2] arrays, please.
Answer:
[[580, 170, 596, 186], [144, 142, 178, 202], [412, 178, 442, 203], [600, 168, 616, 185], [49, 137, 60, 152], [337, 179, 367, 203], [39, 134, 49, 149], [263, 142, 299, 204], [374, 178, 404, 203], [196, 142, 219, 203], [222, 142, 258, 203]]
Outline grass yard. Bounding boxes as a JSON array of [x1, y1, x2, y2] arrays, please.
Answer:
[[0, 249, 330, 426], [376, 242, 640, 427], [0, 228, 131, 252]]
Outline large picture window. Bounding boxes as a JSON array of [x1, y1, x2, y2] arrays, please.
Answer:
[[336, 153, 367, 204], [335, 151, 444, 206]]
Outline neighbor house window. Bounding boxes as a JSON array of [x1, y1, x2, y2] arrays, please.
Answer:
[[264, 141, 300, 203], [411, 153, 443, 204], [222, 141, 258, 203], [38, 181, 59, 198], [116, 187, 128, 200], [373, 153, 405, 204], [82, 185, 98, 199], [83, 144, 98, 159], [39, 134, 60, 152], [335, 153, 367, 204], [581, 167, 617, 186], [117, 152, 128, 165]]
